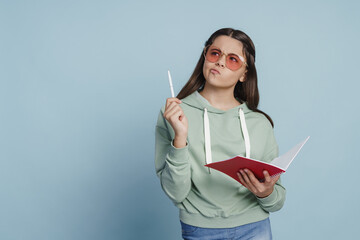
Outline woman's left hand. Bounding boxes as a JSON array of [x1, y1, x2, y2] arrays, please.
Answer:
[[237, 169, 280, 198]]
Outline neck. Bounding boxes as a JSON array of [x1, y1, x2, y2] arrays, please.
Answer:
[[200, 84, 240, 111]]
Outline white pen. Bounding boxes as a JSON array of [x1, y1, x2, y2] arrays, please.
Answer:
[[167, 70, 175, 98]]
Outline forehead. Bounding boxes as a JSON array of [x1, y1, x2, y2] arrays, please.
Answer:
[[211, 35, 244, 56]]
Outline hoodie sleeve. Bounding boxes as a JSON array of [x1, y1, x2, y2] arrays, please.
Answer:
[[154, 110, 192, 204], [256, 126, 286, 212]]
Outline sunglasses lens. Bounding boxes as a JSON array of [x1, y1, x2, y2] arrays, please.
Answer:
[[205, 48, 221, 62], [226, 54, 242, 71]]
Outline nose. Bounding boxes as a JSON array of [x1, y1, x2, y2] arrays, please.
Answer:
[[215, 54, 226, 68]]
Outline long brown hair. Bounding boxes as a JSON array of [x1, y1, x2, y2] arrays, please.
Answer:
[[177, 28, 274, 127]]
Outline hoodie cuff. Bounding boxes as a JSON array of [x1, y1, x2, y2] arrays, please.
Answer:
[[167, 140, 189, 164], [256, 188, 278, 206]]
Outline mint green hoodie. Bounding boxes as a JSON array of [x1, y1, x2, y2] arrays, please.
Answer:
[[155, 91, 286, 228]]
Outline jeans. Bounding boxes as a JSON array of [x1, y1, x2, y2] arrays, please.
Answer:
[[180, 218, 272, 240]]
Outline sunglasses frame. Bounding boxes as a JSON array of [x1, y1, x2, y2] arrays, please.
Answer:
[[203, 45, 248, 71]]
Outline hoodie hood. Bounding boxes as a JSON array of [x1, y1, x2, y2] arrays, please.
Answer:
[[181, 91, 252, 168]]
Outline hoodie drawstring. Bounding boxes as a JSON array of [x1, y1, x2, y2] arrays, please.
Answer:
[[238, 108, 250, 158], [204, 108, 213, 165], [203, 107, 251, 171]]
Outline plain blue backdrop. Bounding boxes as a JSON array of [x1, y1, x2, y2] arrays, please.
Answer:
[[1, 0, 359, 239]]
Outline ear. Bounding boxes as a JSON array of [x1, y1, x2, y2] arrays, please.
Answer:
[[239, 71, 247, 82]]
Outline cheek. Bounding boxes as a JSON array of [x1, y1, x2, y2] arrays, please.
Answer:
[[223, 71, 243, 83], [202, 62, 212, 79], [203, 61, 210, 72], [234, 70, 246, 81]]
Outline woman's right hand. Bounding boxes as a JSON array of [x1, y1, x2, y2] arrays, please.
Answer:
[[163, 98, 188, 148]]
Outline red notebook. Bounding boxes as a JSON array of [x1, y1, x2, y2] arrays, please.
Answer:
[[205, 137, 309, 184]]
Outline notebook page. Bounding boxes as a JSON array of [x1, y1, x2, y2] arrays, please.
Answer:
[[271, 137, 310, 170]]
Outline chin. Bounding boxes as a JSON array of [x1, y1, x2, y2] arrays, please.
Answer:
[[205, 77, 232, 88]]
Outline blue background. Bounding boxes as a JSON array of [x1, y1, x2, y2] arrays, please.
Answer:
[[1, 0, 359, 239]]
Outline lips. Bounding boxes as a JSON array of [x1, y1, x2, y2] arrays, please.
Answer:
[[210, 68, 220, 75]]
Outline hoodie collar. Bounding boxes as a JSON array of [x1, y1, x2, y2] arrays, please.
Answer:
[[182, 91, 251, 115]]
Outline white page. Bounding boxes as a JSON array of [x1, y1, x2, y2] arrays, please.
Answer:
[[271, 136, 310, 170]]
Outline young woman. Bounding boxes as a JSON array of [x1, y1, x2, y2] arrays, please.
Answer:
[[155, 28, 286, 240]]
